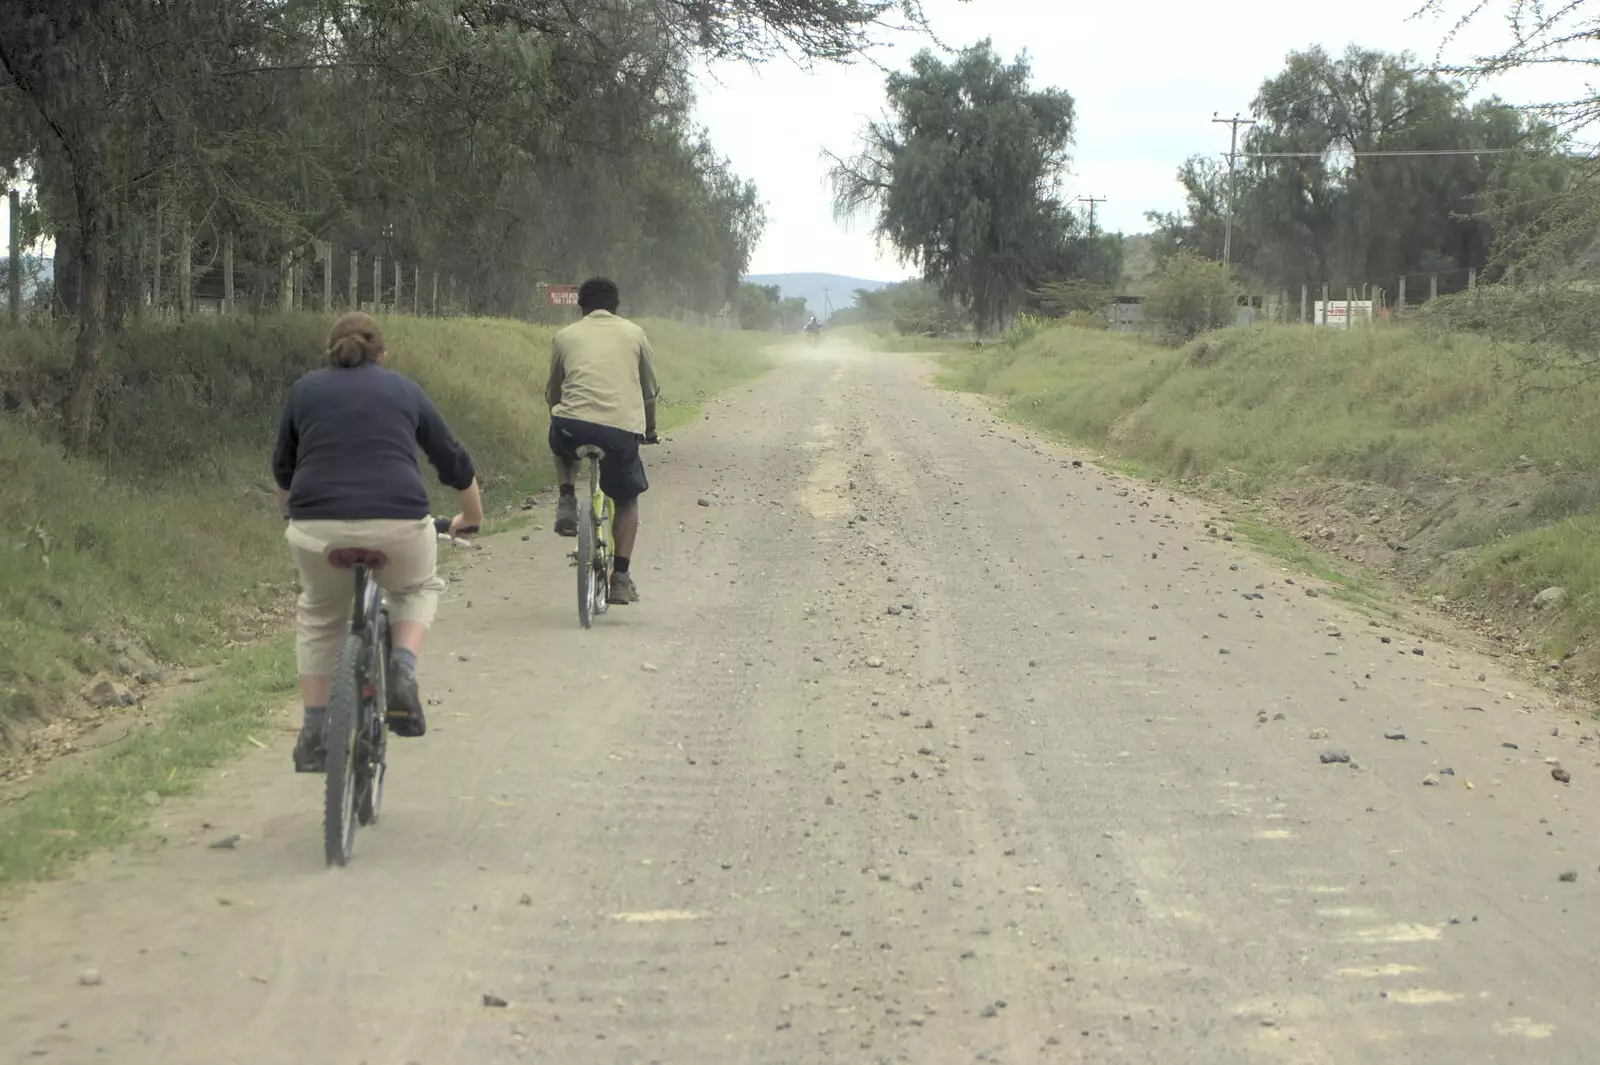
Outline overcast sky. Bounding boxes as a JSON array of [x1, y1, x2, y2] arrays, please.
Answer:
[[694, 0, 1590, 281], [1, 3, 1584, 283]]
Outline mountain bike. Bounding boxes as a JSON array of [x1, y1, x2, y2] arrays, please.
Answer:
[[572, 445, 613, 629], [321, 516, 477, 867], [568, 437, 657, 628]]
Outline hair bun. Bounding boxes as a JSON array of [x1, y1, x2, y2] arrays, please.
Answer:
[[326, 312, 385, 367]]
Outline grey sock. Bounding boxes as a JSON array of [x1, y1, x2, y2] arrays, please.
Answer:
[[392, 647, 418, 676], [303, 705, 327, 731]]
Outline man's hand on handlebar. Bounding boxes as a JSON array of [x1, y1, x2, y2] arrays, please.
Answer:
[[643, 430, 660, 445]]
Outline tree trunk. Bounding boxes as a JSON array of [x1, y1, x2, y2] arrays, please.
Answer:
[[64, 163, 108, 454], [54, 228, 80, 321]]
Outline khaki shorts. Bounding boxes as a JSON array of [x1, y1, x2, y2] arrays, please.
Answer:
[[285, 518, 444, 676]]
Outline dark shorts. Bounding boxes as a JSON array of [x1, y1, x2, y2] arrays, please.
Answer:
[[548, 416, 649, 502]]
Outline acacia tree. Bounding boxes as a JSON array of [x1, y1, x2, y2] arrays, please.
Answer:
[[827, 39, 1079, 334], [1419, 0, 1599, 277], [0, 3, 131, 452], [1145, 46, 1566, 293]]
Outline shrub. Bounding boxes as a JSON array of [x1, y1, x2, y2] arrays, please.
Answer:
[[1144, 251, 1235, 346]]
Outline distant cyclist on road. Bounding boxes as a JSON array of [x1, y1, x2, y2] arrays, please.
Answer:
[[546, 277, 660, 605], [273, 311, 484, 772], [804, 315, 821, 338]]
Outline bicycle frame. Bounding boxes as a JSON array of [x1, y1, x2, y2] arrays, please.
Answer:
[[574, 447, 615, 627], [590, 459, 613, 560]]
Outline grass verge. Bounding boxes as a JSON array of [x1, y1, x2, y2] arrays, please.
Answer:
[[0, 642, 296, 888], [0, 314, 772, 887], [1, 314, 772, 737], [1227, 518, 1397, 621], [938, 319, 1600, 657]]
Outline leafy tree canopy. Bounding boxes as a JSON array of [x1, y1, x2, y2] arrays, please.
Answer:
[[827, 39, 1088, 334]]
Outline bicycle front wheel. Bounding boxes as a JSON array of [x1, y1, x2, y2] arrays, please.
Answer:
[[323, 633, 364, 866], [576, 484, 597, 629]]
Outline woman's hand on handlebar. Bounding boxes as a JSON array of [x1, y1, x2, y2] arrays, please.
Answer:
[[435, 515, 481, 539]]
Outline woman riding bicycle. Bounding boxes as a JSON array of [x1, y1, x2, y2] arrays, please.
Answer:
[[272, 312, 484, 772]]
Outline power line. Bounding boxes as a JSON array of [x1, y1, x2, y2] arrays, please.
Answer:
[[1245, 147, 1532, 159]]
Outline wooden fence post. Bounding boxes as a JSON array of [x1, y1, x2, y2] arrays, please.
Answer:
[[179, 219, 192, 318], [373, 255, 383, 313], [1429, 273, 1438, 302], [1468, 267, 1477, 290], [152, 201, 163, 315], [223, 231, 235, 314], [431, 271, 438, 316], [1397, 276, 1406, 312], [321, 242, 332, 311], [1320, 282, 1329, 325], [413, 264, 420, 315], [393, 259, 401, 313], [280, 253, 293, 312], [349, 251, 359, 310]]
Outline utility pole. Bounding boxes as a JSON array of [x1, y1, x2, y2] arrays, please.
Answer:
[[1212, 113, 1253, 268], [1076, 195, 1107, 238]]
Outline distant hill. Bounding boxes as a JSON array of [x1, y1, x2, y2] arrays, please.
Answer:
[[745, 272, 897, 319]]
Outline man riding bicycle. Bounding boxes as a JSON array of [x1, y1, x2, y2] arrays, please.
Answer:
[[546, 277, 659, 605]]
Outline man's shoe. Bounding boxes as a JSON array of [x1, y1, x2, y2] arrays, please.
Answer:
[[554, 495, 578, 537], [292, 722, 326, 773], [385, 660, 427, 738], [608, 572, 640, 605]]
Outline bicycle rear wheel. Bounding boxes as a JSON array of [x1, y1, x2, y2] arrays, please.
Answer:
[[323, 633, 364, 866], [357, 609, 391, 827], [576, 467, 597, 629]]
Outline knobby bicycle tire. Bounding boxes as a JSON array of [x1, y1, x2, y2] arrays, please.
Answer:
[[357, 609, 391, 827], [577, 470, 597, 629], [323, 633, 364, 866]]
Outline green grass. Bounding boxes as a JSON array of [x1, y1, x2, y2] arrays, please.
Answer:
[[0, 313, 772, 885], [1228, 518, 1396, 620], [939, 319, 1600, 650], [0, 642, 296, 888], [940, 322, 1600, 485], [1, 314, 772, 737], [1462, 517, 1600, 651]]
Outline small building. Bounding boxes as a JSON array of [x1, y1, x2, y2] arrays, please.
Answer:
[[1107, 295, 1145, 333]]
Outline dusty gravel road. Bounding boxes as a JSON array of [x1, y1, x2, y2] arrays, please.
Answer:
[[4, 341, 1599, 1065]]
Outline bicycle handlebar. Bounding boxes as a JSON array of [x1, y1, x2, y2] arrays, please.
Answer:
[[435, 517, 481, 536]]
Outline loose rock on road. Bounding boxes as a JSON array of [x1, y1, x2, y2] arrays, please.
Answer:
[[2, 341, 1598, 1063]]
